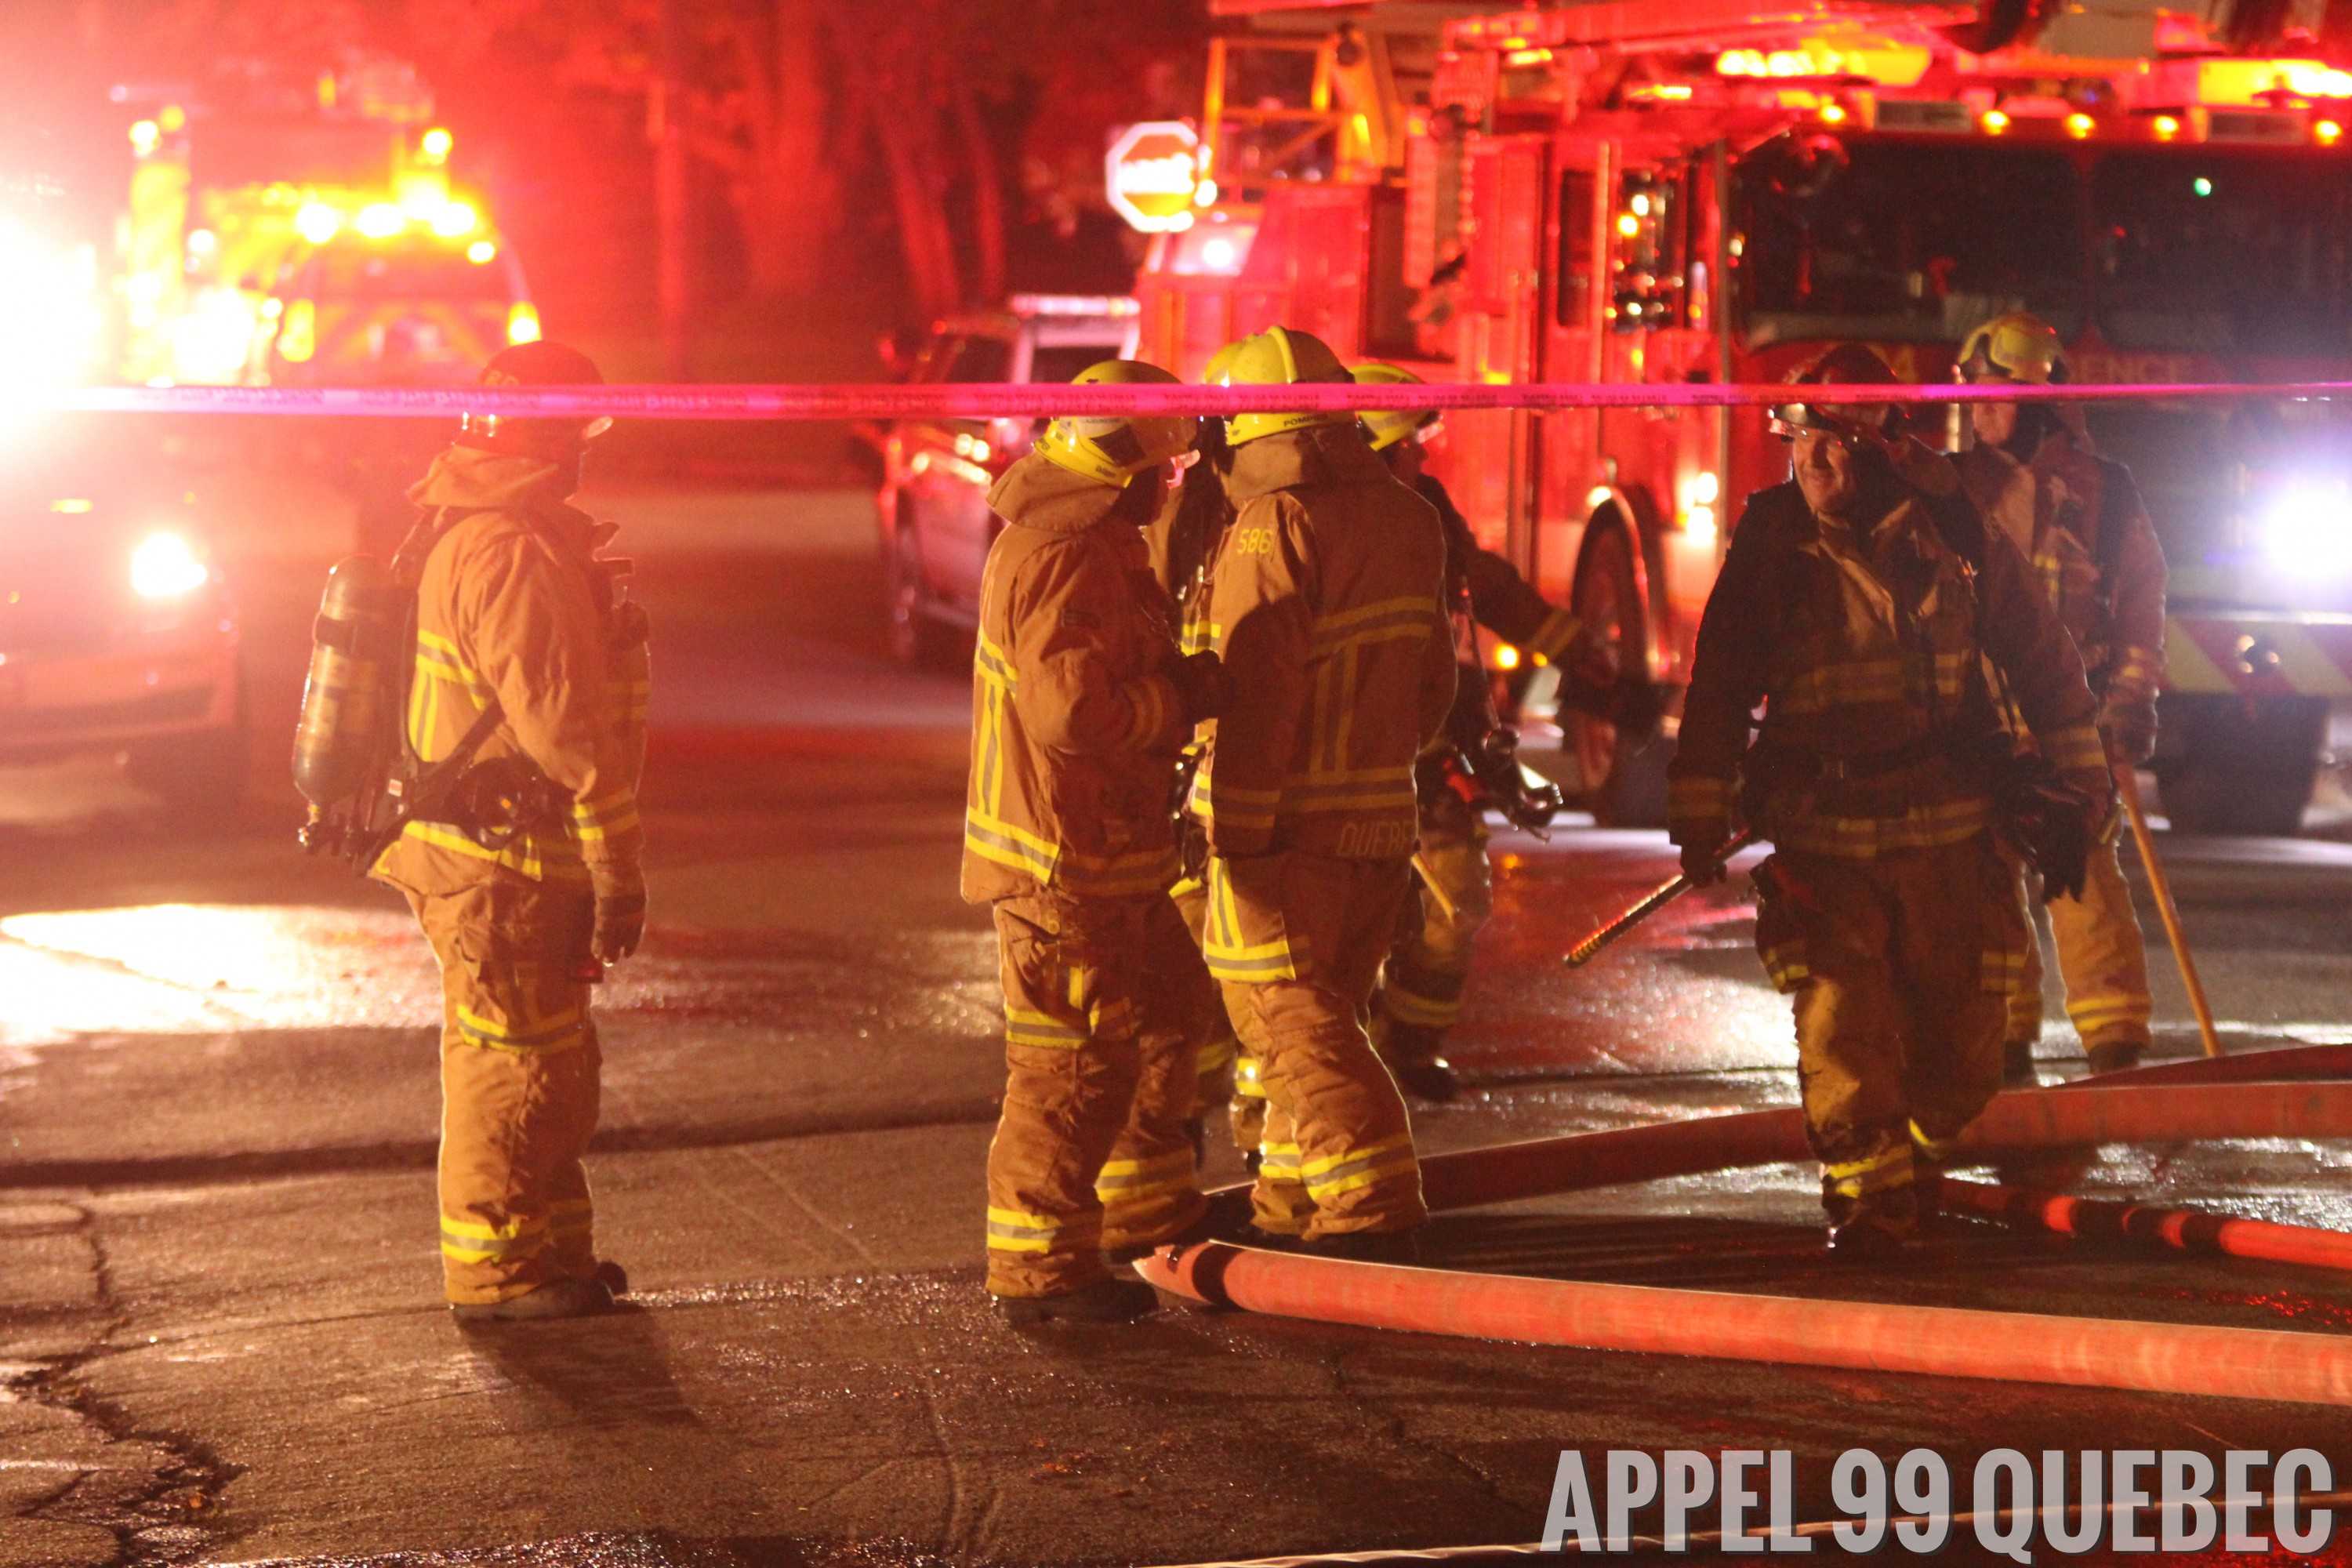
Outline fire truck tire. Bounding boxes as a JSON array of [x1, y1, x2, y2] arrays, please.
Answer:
[[2153, 694, 2324, 837], [882, 511, 957, 668], [125, 674, 250, 819], [1567, 522, 1667, 826]]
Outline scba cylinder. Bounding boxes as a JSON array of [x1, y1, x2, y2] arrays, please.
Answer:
[[292, 556, 405, 808]]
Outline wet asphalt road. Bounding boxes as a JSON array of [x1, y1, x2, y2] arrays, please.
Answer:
[[4, 480, 2352, 1566]]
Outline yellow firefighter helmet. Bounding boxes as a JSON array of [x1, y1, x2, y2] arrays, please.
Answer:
[[1956, 311, 2067, 386], [1351, 363, 1438, 452], [1034, 360, 1197, 487], [1214, 325, 1353, 446]]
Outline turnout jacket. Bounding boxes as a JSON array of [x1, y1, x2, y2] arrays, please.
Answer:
[[1417, 473, 1586, 667], [1188, 426, 1456, 862], [372, 446, 647, 897], [960, 453, 1192, 906], [1952, 427, 2167, 711], [1668, 446, 2106, 861]]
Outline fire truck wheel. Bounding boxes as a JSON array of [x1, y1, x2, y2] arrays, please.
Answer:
[[883, 512, 957, 668], [2153, 694, 2324, 838], [1566, 522, 1668, 827]]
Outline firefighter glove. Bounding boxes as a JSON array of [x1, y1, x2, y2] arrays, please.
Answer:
[[1166, 650, 1235, 725], [1677, 832, 1733, 887], [589, 862, 648, 964], [1599, 674, 1668, 742], [1996, 758, 2097, 903], [2100, 696, 2158, 766]]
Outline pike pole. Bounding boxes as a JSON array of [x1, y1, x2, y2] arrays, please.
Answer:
[[1563, 829, 1759, 968], [2114, 761, 2223, 1058]]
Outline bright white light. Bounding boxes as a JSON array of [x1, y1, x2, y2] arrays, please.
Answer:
[[0, 217, 106, 394], [171, 289, 261, 384], [2260, 486, 2352, 579], [1200, 236, 1240, 272], [296, 201, 343, 245], [354, 203, 405, 239], [466, 239, 497, 264], [130, 532, 211, 599], [430, 200, 479, 238]]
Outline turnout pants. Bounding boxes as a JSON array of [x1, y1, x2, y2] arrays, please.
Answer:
[[1751, 834, 2026, 1212], [1207, 852, 1427, 1240], [2004, 835, 2154, 1054], [984, 891, 1203, 1297], [1379, 790, 1494, 1058], [1172, 876, 1262, 1155], [406, 880, 601, 1307]]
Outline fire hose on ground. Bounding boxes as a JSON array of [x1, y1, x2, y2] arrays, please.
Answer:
[[1149, 1076, 2352, 1407]]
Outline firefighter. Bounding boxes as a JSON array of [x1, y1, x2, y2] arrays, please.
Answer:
[[1668, 345, 2111, 1256], [1352, 364, 1664, 1100], [1189, 326, 1457, 1257], [1949, 312, 2166, 1080], [371, 340, 644, 1321], [1145, 369, 1269, 1163], [964, 360, 1230, 1323]]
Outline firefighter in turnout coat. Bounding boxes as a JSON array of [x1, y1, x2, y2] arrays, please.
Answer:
[[1948, 312, 2166, 1080], [1668, 346, 2111, 1255], [371, 342, 647, 1321], [1188, 328, 1457, 1256], [963, 360, 1231, 1323]]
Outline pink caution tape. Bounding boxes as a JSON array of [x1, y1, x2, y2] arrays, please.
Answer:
[[47, 378, 2352, 422]]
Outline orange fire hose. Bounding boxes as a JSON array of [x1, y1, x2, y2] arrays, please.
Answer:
[[2063, 1040, 2352, 1088], [1134, 1242, 2352, 1406], [1408, 1081, 2352, 1213], [1937, 1177, 2352, 1272]]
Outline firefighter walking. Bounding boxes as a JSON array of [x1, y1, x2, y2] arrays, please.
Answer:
[[964, 361, 1229, 1323], [1352, 364, 1662, 1101], [370, 341, 648, 1321], [1669, 346, 2110, 1255], [1189, 327, 1457, 1256], [1948, 312, 2167, 1080]]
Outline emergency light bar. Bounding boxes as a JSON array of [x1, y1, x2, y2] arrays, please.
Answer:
[[45, 379, 2352, 423]]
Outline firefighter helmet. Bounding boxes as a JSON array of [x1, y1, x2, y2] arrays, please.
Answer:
[[1769, 343, 1900, 441], [1215, 326, 1353, 446], [1035, 360, 1197, 488], [1351, 364, 1439, 452], [1956, 311, 2067, 386], [459, 341, 615, 462]]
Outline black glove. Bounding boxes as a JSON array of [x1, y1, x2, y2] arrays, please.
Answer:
[[2100, 696, 2158, 767], [1676, 830, 1732, 887], [1178, 815, 1210, 884], [1996, 758, 2096, 903], [588, 862, 647, 964], [1598, 675, 1668, 742], [1166, 650, 1234, 724]]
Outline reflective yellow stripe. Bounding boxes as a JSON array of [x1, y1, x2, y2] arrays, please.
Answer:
[[1181, 619, 1222, 655], [1823, 1146, 1913, 1198], [1907, 1120, 1962, 1163], [1233, 1054, 1267, 1099], [1004, 1005, 1089, 1050], [1384, 985, 1460, 1028], [456, 1003, 586, 1054], [1668, 776, 1733, 818], [2042, 724, 2106, 773], [1258, 1139, 1302, 1176], [964, 810, 1062, 881], [985, 1205, 1098, 1253], [440, 1211, 551, 1263], [1301, 1134, 1417, 1198], [1527, 608, 1583, 662], [1776, 653, 1969, 717], [975, 633, 1018, 691], [391, 819, 590, 882], [1776, 799, 1992, 859]]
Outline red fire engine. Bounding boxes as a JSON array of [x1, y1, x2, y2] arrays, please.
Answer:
[[1134, 0, 2352, 833]]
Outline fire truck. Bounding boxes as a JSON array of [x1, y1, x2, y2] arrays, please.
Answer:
[[1134, 0, 2352, 834], [114, 60, 535, 388]]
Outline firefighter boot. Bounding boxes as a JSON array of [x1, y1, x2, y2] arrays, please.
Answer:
[[1823, 1183, 1918, 1259], [993, 1276, 1159, 1326], [450, 1275, 616, 1323], [1374, 1017, 1461, 1103], [2085, 1038, 2146, 1075]]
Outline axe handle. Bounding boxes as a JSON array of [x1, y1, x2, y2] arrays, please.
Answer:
[[1563, 829, 1759, 968], [2114, 762, 2223, 1058]]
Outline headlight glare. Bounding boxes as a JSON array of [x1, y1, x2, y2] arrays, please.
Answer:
[[2257, 485, 2352, 580], [130, 532, 210, 599]]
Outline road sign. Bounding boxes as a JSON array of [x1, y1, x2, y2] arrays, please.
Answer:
[[1106, 121, 1202, 234]]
